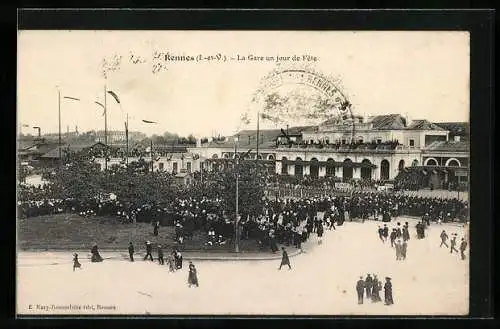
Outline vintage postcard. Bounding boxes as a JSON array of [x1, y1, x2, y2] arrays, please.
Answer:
[[17, 30, 470, 316]]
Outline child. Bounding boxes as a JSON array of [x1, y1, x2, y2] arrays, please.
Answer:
[[73, 253, 82, 271]]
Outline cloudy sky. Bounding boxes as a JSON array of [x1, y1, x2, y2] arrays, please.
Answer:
[[18, 31, 469, 137]]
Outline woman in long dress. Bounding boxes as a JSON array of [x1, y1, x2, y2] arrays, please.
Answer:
[[90, 243, 103, 262], [187, 262, 199, 287], [73, 253, 82, 271], [384, 277, 394, 305]]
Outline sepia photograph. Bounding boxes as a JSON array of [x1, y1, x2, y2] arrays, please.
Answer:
[[17, 30, 470, 316]]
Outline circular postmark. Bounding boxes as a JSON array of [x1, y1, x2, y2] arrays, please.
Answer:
[[242, 64, 356, 140]]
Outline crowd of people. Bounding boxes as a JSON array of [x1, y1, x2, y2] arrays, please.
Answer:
[[356, 274, 393, 305]]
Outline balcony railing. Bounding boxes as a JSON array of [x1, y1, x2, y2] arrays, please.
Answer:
[[276, 142, 414, 152]]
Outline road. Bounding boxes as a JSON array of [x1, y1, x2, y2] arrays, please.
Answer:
[[17, 217, 468, 316]]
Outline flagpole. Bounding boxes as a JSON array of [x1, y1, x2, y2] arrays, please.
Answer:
[[125, 113, 129, 166], [58, 88, 62, 166], [256, 111, 260, 161], [104, 83, 108, 171]]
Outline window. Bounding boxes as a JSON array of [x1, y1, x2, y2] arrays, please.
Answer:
[[310, 140, 314, 144], [409, 139, 415, 147], [186, 162, 191, 173], [376, 139, 382, 144], [358, 136, 364, 143], [159, 162, 164, 171], [172, 162, 178, 174], [341, 139, 346, 144]]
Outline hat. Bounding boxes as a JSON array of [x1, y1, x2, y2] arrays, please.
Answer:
[[385, 277, 391, 280]]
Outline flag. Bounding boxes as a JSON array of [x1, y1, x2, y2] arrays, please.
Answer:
[[95, 101, 105, 116], [63, 96, 80, 101], [107, 91, 121, 104]]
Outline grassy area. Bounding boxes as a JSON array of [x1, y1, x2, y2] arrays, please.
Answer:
[[17, 213, 262, 252]]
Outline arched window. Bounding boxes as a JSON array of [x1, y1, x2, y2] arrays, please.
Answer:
[[342, 158, 353, 182], [411, 159, 419, 167], [310, 158, 319, 179], [281, 157, 288, 175], [295, 157, 303, 178], [380, 159, 390, 180], [326, 158, 335, 177], [446, 159, 460, 167], [398, 159, 405, 171], [425, 158, 438, 166], [361, 159, 372, 179], [268, 154, 275, 160]]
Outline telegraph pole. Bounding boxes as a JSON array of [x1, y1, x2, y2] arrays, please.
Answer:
[[104, 84, 108, 171], [58, 89, 62, 166]]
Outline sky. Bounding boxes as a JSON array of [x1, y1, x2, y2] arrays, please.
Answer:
[[17, 31, 470, 138]]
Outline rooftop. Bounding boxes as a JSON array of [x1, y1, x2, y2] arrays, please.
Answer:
[[423, 140, 469, 153]]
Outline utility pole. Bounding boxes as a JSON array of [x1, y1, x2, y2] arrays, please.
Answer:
[[125, 113, 129, 166], [104, 83, 108, 171], [58, 89, 62, 166], [150, 139, 154, 174]]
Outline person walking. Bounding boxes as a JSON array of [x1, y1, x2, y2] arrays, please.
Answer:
[[278, 247, 291, 270], [144, 241, 154, 261], [317, 220, 324, 245], [128, 242, 135, 262], [401, 240, 407, 260], [450, 234, 458, 254], [73, 253, 82, 271], [157, 244, 164, 265], [153, 220, 160, 236], [459, 238, 468, 260], [395, 239, 402, 261], [356, 276, 365, 304], [187, 261, 199, 288], [384, 277, 394, 305], [440, 230, 449, 248]]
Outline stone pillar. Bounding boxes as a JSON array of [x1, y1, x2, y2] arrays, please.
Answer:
[[276, 161, 282, 174], [337, 166, 343, 179], [353, 167, 361, 179], [319, 165, 326, 177], [304, 165, 310, 176]]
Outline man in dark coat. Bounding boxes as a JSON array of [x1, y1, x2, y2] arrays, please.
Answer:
[[450, 234, 458, 254], [402, 224, 410, 242], [382, 224, 389, 241], [440, 230, 449, 248], [278, 247, 291, 270], [365, 274, 373, 299], [144, 241, 153, 261], [378, 226, 385, 243], [356, 276, 365, 304], [390, 229, 397, 248], [128, 242, 134, 262], [157, 244, 164, 265], [371, 275, 382, 302], [459, 238, 467, 260], [384, 277, 394, 305], [153, 220, 160, 236]]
